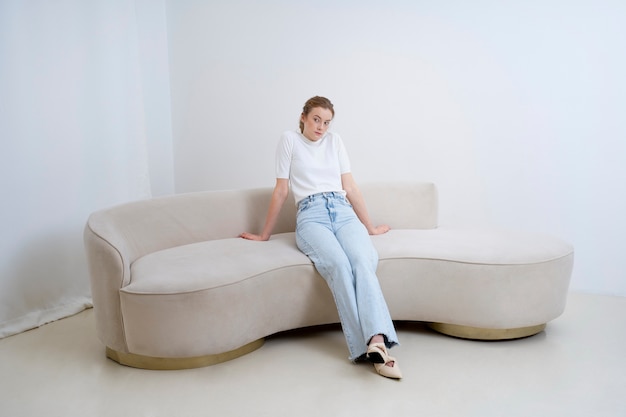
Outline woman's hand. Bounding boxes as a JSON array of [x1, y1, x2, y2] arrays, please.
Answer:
[[239, 179, 289, 243], [369, 225, 391, 235], [341, 174, 390, 236], [240, 232, 269, 241]]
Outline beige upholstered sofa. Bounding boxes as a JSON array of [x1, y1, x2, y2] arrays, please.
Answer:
[[84, 182, 574, 370]]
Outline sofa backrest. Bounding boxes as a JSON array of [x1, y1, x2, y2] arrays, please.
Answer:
[[85, 181, 438, 265]]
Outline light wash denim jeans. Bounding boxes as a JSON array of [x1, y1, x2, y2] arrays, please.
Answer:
[[295, 192, 399, 361]]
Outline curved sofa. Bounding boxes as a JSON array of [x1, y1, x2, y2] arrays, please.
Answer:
[[84, 182, 574, 370]]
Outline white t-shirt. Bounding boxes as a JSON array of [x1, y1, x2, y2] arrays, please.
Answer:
[[275, 130, 351, 205]]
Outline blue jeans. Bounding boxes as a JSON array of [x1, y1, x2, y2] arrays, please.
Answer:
[[295, 192, 399, 361]]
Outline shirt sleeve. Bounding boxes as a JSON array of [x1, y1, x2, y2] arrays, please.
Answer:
[[275, 132, 293, 179]]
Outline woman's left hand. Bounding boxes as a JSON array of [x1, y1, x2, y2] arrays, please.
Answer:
[[240, 232, 269, 241], [369, 225, 391, 235]]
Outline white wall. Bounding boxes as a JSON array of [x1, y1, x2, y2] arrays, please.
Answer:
[[0, 0, 173, 337], [166, 0, 626, 296], [1, 0, 623, 338]]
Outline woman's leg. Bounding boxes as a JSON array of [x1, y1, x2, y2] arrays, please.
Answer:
[[296, 218, 366, 360], [296, 194, 398, 360], [333, 214, 399, 352], [334, 215, 402, 378]]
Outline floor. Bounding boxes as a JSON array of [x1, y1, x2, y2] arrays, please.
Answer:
[[1, 292, 625, 417]]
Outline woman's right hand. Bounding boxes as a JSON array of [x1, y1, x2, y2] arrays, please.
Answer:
[[239, 179, 289, 242]]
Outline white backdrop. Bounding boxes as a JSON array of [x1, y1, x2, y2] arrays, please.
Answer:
[[0, 0, 173, 338], [1, 0, 624, 339], [166, 0, 626, 296]]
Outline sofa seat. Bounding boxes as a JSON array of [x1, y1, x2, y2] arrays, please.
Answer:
[[119, 228, 572, 360]]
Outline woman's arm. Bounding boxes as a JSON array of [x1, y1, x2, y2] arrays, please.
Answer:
[[240, 178, 290, 241], [341, 173, 390, 235]]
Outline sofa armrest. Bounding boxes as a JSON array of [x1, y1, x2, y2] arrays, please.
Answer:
[[84, 219, 131, 353]]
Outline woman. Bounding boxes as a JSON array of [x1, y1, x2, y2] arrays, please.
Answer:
[[240, 96, 401, 379]]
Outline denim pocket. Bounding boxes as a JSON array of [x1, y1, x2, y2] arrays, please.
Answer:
[[297, 199, 311, 214], [337, 197, 353, 208]]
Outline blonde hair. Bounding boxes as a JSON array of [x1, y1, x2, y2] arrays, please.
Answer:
[[299, 96, 335, 133]]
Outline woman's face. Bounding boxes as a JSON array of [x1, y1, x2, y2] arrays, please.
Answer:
[[301, 107, 333, 141]]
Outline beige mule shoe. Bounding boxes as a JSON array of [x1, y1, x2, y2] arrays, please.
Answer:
[[366, 342, 402, 379], [374, 356, 402, 379]]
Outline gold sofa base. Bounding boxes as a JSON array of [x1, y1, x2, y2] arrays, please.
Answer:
[[428, 322, 546, 340], [106, 339, 265, 370], [105, 323, 546, 370]]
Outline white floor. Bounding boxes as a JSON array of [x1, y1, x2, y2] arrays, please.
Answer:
[[1, 292, 625, 417]]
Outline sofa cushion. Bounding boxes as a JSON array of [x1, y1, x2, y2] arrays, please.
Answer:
[[126, 233, 309, 294], [374, 228, 573, 265], [126, 228, 573, 296]]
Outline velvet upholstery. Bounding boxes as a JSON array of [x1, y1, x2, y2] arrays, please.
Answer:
[[84, 182, 573, 361]]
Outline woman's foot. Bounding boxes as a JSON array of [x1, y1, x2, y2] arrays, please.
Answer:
[[373, 357, 402, 379], [367, 337, 402, 379]]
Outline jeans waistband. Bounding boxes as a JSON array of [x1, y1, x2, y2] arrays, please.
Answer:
[[299, 191, 345, 208]]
